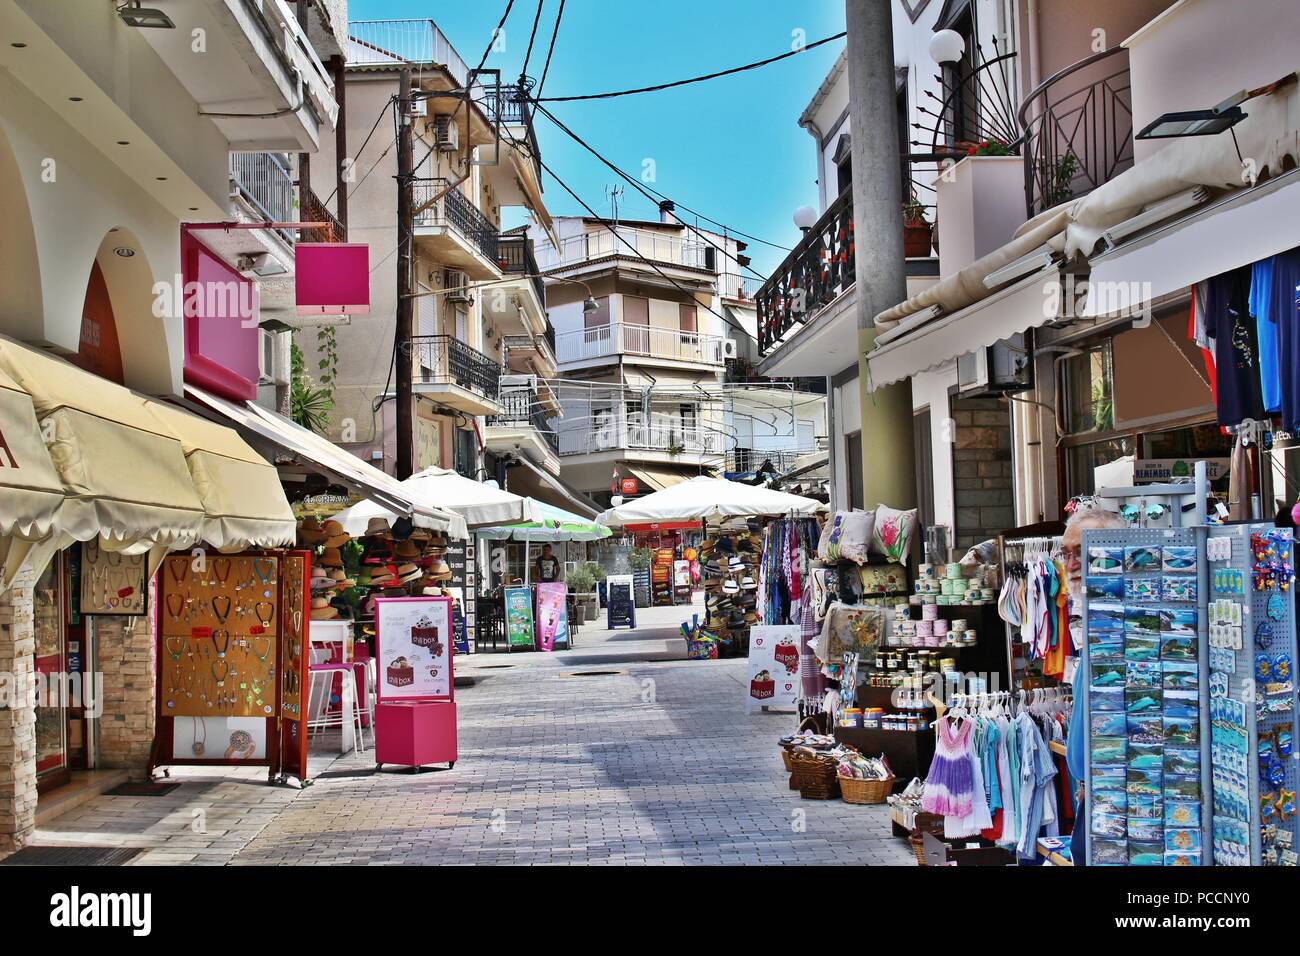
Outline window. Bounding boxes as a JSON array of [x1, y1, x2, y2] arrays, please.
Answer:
[[678, 304, 697, 333], [1061, 341, 1115, 433], [454, 426, 478, 479], [845, 431, 864, 510], [913, 409, 934, 531], [584, 295, 610, 330], [623, 295, 649, 353]]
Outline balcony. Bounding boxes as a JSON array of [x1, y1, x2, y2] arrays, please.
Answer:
[[725, 443, 825, 475], [230, 152, 294, 233], [756, 188, 855, 356], [485, 378, 560, 475], [1019, 46, 1133, 217], [409, 335, 502, 416], [478, 84, 546, 215], [719, 272, 760, 302], [485, 234, 548, 339], [555, 323, 726, 368], [349, 19, 475, 88], [534, 227, 715, 275], [558, 416, 723, 459], [412, 178, 500, 279]]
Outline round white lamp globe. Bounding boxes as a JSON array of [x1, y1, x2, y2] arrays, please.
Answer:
[[928, 29, 965, 65], [793, 205, 818, 230]]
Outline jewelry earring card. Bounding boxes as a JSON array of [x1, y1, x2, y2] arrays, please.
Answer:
[[79, 538, 147, 615]]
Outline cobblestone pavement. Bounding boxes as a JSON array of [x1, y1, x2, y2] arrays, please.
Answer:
[[34, 598, 915, 865]]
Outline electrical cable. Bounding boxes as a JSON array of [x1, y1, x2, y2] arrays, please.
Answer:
[[535, 0, 565, 98], [530, 31, 845, 102], [520, 0, 545, 81], [321, 94, 395, 208]]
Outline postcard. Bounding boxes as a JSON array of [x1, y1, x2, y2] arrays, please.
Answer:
[[1160, 635, 1197, 661], [1087, 576, 1124, 600], [1126, 717, 1164, 746], [1128, 817, 1163, 842], [1125, 546, 1162, 573], [1162, 660, 1198, 690], [1091, 811, 1127, 839], [1091, 661, 1127, 689], [1163, 716, 1199, 746], [1126, 660, 1161, 689], [1162, 689, 1199, 718], [1091, 736, 1128, 766], [1165, 827, 1201, 853], [1128, 841, 1164, 866], [1164, 748, 1200, 777], [1162, 546, 1196, 572], [1164, 607, 1198, 637], [1162, 575, 1197, 603], [1091, 712, 1127, 737], [1163, 774, 1200, 802], [1092, 686, 1124, 711], [1088, 547, 1124, 575], [1092, 838, 1127, 865], [1089, 602, 1125, 631], [1126, 689, 1162, 713], [1164, 800, 1200, 828], [1125, 635, 1161, 661], [1125, 578, 1158, 601]]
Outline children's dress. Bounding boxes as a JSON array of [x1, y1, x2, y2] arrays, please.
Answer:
[[922, 716, 975, 822]]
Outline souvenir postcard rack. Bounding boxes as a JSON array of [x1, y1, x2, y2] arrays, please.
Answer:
[[1205, 524, 1299, 866], [1080, 527, 1212, 866], [148, 550, 311, 785]]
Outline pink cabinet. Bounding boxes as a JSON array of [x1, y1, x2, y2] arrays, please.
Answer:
[[374, 700, 457, 771]]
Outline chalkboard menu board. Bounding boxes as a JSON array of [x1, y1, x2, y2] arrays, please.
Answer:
[[606, 574, 636, 630]]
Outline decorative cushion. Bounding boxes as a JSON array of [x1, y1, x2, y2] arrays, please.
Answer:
[[872, 504, 918, 564]]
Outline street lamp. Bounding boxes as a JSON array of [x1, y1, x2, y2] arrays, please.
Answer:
[[793, 205, 817, 233], [928, 29, 965, 65]]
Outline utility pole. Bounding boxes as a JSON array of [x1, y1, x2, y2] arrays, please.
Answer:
[[331, 54, 348, 232], [845, 0, 916, 510], [395, 67, 415, 479]]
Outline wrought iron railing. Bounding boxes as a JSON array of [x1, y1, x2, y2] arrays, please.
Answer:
[[912, 47, 1022, 155], [755, 187, 854, 356], [555, 323, 726, 365], [299, 183, 345, 243], [479, 83, 542, 173], [230, 152, 294, 241], [1018, 46, 1133, 217], [489, 383, 558, 452], [412, 177, 499, 263], [726, 445, 824, 475], [409, 335, 501, 399], [557, 418, 723, 458], [496, 233, 546, 308]]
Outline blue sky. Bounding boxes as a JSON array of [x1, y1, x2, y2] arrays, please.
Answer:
[[349, 0, 847, 278]]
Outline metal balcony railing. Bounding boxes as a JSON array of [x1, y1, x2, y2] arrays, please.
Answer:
[[755, 188, 855, 356], [496, 233, 546, 308], [299, 183, 346, 243], [413, 178, 499, 264], [230, 152, 295, 241], [479, 83, 543, 173], [534, 227, 713, 271], [409, 335, 501, 399], [349, 19, 474, 90], [557, 417, 723, 458], [719, 272, 760, 301], [725, 445, 824, 475], [1018, 46, 1133, 217], [489, 384, 558, 452], [555, 323, 726, 365]]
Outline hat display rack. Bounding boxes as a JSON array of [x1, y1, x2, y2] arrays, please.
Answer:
[[697, 517, 765, 659]]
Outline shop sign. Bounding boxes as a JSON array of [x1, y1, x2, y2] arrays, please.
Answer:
[[180, 232, 259, 401], [296, 243, 371, 315], [504, 586, 535, 649], [534, 582, 569, 651], [605, 574, 635, 630], [375, 596, 454, 700], [1134, 458, 1229, 483], [620, 478, 639, 496], [745, 626, 800, 713]]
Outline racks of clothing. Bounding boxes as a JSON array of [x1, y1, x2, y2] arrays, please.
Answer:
[[756, 515, 820, 627], [921, 688, 1072, 861], [998, 536, 1073, 681]]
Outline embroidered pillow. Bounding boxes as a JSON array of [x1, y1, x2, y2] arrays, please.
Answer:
[[872, 504, 918, 564]]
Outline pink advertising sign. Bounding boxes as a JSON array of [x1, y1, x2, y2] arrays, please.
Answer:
[[296, 243, 371, 315], [375, 597, 454, 702], [534, 583, 569, 652], [181, 231, 260, 401]]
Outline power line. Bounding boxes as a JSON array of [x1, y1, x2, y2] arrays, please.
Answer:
[[534, 152, 751, 340], [520, 0, 545, 80], [535, 0, 565, 98], [321, 93, 395, 208], [530, 31, 845, 102], [532, 102, 767, 282]]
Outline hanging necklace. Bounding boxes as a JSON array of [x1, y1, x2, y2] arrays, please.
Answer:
[[212, 595, 232, 625], [165, 593, 184, 621], [252, 633, 273, 664], [164, 635, 185, 662], [169, 558, 188, 588], [253, 557, 276, 597], [211, 629, 231, 659], [254, 601, 275, 630], [213, 557, 231, 586], [191, 717, 206, 756]]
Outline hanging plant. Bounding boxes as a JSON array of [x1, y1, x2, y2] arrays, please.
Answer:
[[316, 324, 339, 419]]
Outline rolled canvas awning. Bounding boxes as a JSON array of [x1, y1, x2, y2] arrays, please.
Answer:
[[0, 336, 206, 553], [867, 269, 1060, 388], [143, 399, 296, 551], [509, 456, 601, 518], [186, 385, 469, 540], [626, 465, 699, 492]]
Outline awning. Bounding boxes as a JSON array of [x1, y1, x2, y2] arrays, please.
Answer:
[[0, 336, 205, 553], [333, 466, 536, 533], [599, 475, 825, 529], [867, 269, 1060, 388], [1083, 170, 1300, 317], [143, 399, 296, 551], [0, 365, 65, 542], [185, 385, 469, 539], [627, 465, 705, 492], [507, 456, 601, 518]]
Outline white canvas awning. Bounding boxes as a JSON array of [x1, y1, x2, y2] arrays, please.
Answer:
[[333, 466, 536, 533], [1083, 169, 1300, 317], [598, 475, 825, 529], [867, 269, 1060, 389]]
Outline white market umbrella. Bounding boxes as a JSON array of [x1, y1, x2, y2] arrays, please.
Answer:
[[334, 466, 538, 533], [477, 500, 611, 584], [597, 475, 825, 529]]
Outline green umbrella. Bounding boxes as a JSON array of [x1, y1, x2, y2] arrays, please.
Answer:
[[478, 500, 611, 584]]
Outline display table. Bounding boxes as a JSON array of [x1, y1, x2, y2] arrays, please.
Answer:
[[374, 700, 457, 771]]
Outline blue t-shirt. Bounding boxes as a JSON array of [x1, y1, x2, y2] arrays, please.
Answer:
[[1251, 258, 1280, 413], [1271, 249, 1300, 433]]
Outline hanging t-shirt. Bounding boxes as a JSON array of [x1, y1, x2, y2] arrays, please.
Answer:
[[1204, 266, 1265, 426], [1251, 258, 1281, 413], [1269, 248, 1300, 433]]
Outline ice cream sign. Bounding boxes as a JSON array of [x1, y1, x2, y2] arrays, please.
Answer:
[[745, 625, 800, 713]]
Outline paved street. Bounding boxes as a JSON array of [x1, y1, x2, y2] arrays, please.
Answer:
[[33, 598, 914, 865]]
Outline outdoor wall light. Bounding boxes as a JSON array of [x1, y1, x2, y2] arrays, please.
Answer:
[[793, 205, 817, 232], [1136, 106, 1246, 140], [583, 296, 599, 313], [928, 29, 965, 65], [114, 247, 136, 258], [116, 1, 175, 29], [610, 495, 624, 507]]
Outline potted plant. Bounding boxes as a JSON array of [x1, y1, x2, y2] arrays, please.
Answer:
[[902, 199, 933, 257]]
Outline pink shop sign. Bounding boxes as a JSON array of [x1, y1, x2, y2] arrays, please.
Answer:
[[296, 243, 370, 315]]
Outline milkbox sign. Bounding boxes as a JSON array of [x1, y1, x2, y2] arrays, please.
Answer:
[[375, 596, 453, 700], [746, 625, 800, 713]]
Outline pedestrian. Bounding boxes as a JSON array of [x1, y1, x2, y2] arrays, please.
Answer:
[[534, 543, 561, 583]]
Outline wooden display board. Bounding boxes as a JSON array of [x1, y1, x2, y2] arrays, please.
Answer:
[[149, 549, 310, 784], [79, 537, 148, 615]]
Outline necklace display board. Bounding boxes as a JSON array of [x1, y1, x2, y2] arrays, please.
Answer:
[[373, 596, 457, 771], [1205, 523, 1299, 866], [149, 550, 310, 784], [277, 551, 310, 784], [79, 538, 147, 616], [1080, 527, 1212, 866]]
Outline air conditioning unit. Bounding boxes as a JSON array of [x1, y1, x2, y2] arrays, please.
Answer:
[[722, 338, 739, 360], [445, 270, 473, 303], [956, 329, 1034, 396], [432, 115, 459, 151]]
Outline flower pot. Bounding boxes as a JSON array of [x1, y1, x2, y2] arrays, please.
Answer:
[[903, 221, 933, 257]]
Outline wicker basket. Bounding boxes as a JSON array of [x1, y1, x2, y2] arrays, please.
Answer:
[[779, 715, 821, 776], [910, 829, 929, 865], [791, 751, 841, 800], [839, 775, 895, 805], [781, 749, 794, 772]]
